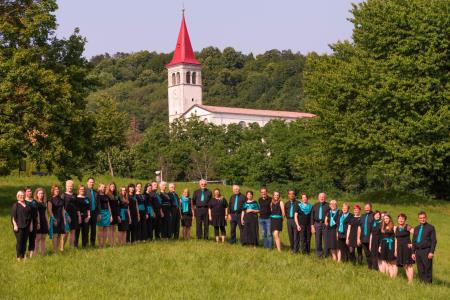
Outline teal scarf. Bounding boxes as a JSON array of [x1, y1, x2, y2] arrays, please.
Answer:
[[372, 219, 380, 228], [181, 196, 190, 214], [383, 237, 394, 250], [329, 210, 338, 227], [338, 212, 349, 233], [299, 202, 312, 215], [417, 224, 423, 243]]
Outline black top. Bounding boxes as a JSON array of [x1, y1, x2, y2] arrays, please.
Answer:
[[49, 196, 65, 222], [150, 191, 161, 210], [209, 198, 228, 216], [159, 192, 172, 209], [192, 188, 212, 208], [395, 225, 412, 243], [412, 223, 437, 253], [168, 192, 180, 209], [270, 201, 282, 217], [285, 200, 298, 219], [311, 201, 329, 223], [228, 193, 246, 214], [136, 194, 147, 212], [63, 193, 79, 215], [11, 202, 32, 229], [109, 194, 120, 217], [258, 196, 272, 219], [128, 194, 138, 217], [360, 212, 374, 243], [337, 212, 353, 238], [25, 199, 38, 227], [96, 194, 110, 211], [85, 188, 97, 212], [326, 209, 340, 228], [297, 202, 313, 225], [77, 196, 90, 217], [36, 201, 47, 227]]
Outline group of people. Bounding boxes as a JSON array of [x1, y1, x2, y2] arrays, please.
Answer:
[[11, 178, 437, 284]]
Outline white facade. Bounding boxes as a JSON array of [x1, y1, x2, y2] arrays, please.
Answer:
[[167, 64, 202, 123]]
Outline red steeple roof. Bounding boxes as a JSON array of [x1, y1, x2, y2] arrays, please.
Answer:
[[167, 12, 201, 67]]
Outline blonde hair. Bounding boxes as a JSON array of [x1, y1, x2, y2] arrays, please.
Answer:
[[182, 187, 190, 197], [16, 190, 25, 199]]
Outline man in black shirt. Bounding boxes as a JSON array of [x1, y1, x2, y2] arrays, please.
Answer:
[[85, 177, 97, 247], [228, 185, 246, 244], [360, 202, 374, 269], [412, 211, 437, 283], [311, 192, 329, 257], [192, 179, 212, 240], [258, 187, 272, 249], [285, 189, 299, 253], [168, 183, 180, 239]]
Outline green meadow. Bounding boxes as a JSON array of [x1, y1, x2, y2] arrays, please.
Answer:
[[0, 176, 449, 299]]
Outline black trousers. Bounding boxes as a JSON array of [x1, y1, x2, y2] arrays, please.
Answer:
[[75, 220, 89, 248], [15, 228, 29, 258], [287, 219, 299, 253], [171, 209, 180, 239], [127, 217, 138, 243], [229, 213, 242, 244], [416, 248, 433, 283], [195, 207, 209, 240], [338, 238, 350, 262], [314, 222, 327, 257], [299, 223, 311, 254], [137, 211, 147, 241], [146, 217, 154, 241], [214, 226, 226, 237], [349, 245, 363, 264], [153, 214, 161, 239], [160, 208, 172, 238], [89, 211, 97, 247], [362, 242, 374, 269], [28, 228, 36, 251]]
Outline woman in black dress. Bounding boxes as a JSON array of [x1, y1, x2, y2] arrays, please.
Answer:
[[24, 186, 38, 258], [337, 202, 352, 262], [117, 187, 131, 246], [96, 183, 112, 248], [144, 183, 156, 241], [11, 190, 32, 261], [126, 184, 139, 243], [76, 185, 91, 248], [135, 183, 148, 242], [325, 199, 339, 261], [369, 211, 382, 271], [379, 213, 397, 278], [34, 188, 48, 256], [346, 204, 363, 265], [48, 184, 66, 252], [270, 191, 285, 252], [180, 188, 193, 240], [395, 213, 414, 283], [208, 188, 228, 243], [241, 191, 260, 247], [63, 180, 80, 248], [106, 182, 120, 246]]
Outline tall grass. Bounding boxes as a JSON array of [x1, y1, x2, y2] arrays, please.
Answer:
[[0, 176, 449, 299]]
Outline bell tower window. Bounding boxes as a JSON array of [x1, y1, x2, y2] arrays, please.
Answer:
[[192, 72, 196, 84], [176, 72, 180, 84], [186, 71, 191, 84], [171, 73, 176, 86]]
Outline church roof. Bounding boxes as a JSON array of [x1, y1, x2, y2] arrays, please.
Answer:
[[166, 12, 201, 67], [182, 104, 316, 119]]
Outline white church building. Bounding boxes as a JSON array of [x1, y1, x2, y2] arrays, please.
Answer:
[[166, 12, 315, 126]]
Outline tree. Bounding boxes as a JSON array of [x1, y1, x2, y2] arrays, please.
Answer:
[[0, 0, 94, 179]]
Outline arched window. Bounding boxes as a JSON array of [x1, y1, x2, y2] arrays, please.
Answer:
[[192, 72, 197, 84], [171, 73, 176, 85], [176, 72, 180, 84], [186, 71, 191, 84], [239, 121, 246, 127]]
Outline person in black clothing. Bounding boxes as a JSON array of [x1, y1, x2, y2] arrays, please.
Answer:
[[369, 211, 382, 271], [192, 179, 212, 240], [95, 183, 112, 248], [258, 187, 272, 249], [180, 188, 194, 240], [117, 187, 131, 245], [86, 177, 97, 247], [228, 185, 245, 244], [295, 193, 312, 254], [270, 192, 285, 252], [412, 211, 437, 284], [168, 183, 181, 239], [126, 184, 139, 243], [34, 188, 48, 256], [241, 191, 260, 247], [24, 186, 38, 258], [63, 180, 80, 249], [75, 185, 91, 248], [337, 202, 352, 262], [106, 182, 120, 246], [158, 182, 173, 239], [11, 190, 32, 261], [325, 199, 340, 261], [144, 183, 156, 241], [285, 189, 299, 254], [48, 184, 66, 252], [311, 192, 329, 257], [135, 183, 148, 241], [347, 204, 363, 265], [360, 202, 375, 270], [209, 188, 228, 243], [379, 214, 397, 278], [395, 213, 414, 283], [150, 181, 162, 240]]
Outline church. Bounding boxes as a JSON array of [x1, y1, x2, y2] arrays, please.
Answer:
[[166, 12, 315, 126]]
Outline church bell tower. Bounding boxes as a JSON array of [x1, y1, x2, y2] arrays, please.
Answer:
[[166, 10, 202, 123]]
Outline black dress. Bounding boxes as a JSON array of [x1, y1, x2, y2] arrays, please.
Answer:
[[180, 196, 193, 227], [337, 212, 352, 239], [395, 225, 414, 266], [348, 215, 361, 247], [380, 229, 396, 262], [242, 201, 260, 246], [63, 193, 79, 230], [109, 194, 119, 225], [36, 201, 49, 234], [49, 196, 65, 234], [209, 198, 228, 227], [270, 201, 283, 232], [370, 220, 382, 259], [325, 209, 339, 250], [118, 200, 130, 232]]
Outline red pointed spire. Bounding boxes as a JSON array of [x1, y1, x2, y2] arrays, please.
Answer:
[[167, 12, 201, 67]]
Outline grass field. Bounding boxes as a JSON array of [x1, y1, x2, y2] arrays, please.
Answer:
[[1, 175, 449, 299]]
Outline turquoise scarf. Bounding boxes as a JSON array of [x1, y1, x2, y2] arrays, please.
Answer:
[[338, 212, 349, 233], [299, 202, 312, 215], [329, 210, 338, 227]]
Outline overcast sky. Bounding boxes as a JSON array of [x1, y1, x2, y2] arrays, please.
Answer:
[[55, 0, 362, 58]]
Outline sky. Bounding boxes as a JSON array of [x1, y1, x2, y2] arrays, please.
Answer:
[[55, 0, 362, 58]]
